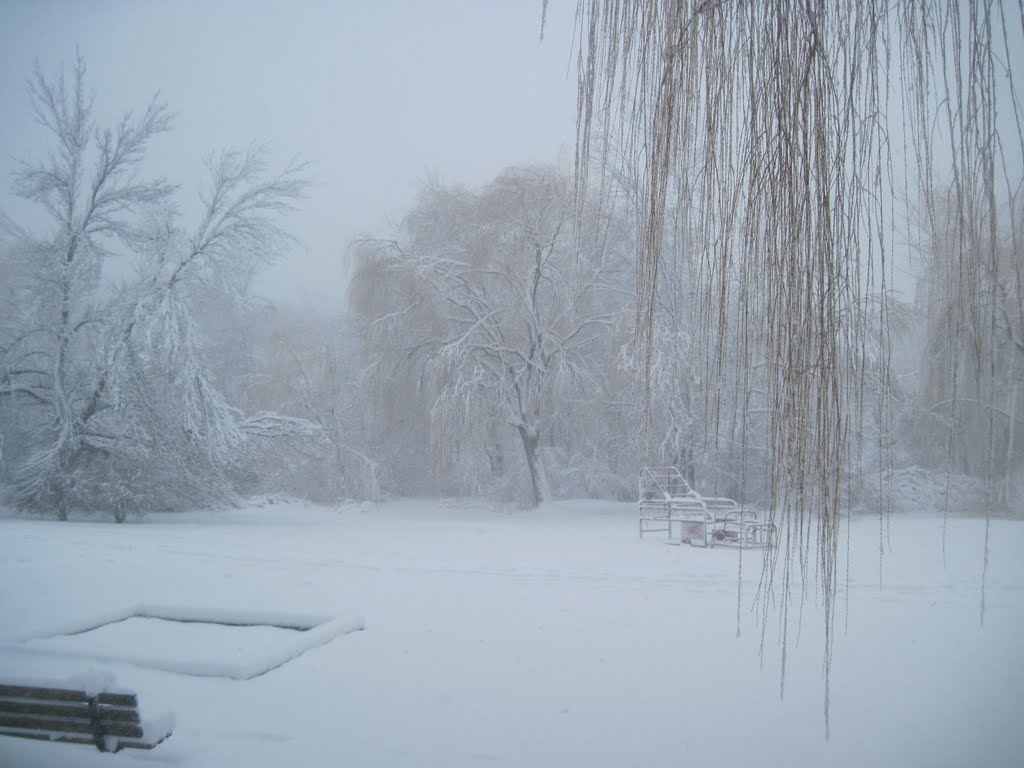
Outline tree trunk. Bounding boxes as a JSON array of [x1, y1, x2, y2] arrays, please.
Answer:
[[1003, 381, 1020, 507], [516, 423, 546, 508]]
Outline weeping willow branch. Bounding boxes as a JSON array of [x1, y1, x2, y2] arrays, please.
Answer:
[[574, 0, 1024, 734]]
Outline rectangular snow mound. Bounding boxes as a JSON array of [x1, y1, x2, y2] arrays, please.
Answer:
[[0, 604, 365, 680]]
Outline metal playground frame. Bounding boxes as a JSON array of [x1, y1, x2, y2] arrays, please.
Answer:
[[638, 467, 776, 549]]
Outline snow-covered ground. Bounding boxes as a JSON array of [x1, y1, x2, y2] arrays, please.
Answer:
[[0, 499, 1021, 767]]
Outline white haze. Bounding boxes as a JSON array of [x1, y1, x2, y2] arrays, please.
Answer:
[[0, 0, 578, 311]]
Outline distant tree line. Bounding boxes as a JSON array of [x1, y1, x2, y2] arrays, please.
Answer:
[[0, 49, 1019, 520]]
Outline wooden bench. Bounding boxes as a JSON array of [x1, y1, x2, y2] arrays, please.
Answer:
[[0, 680, 173, 752]]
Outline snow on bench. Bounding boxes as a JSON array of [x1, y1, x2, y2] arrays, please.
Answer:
[[0, 672, 173, 752], [638, 467, 706, 539], [638, 467, 776, 548]]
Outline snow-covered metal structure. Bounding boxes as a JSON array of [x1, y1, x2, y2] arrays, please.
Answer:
[[638, 467, 775, 548]]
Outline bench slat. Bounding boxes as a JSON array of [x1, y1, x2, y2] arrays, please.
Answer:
[[0, 713, 144, 739], [0, 699, 141, 723], [0, 685, 88, 703], [95, 705, 142, 724], [98, 692, 137, 707], [0, 685, 136, 708], [0, 699, 90, 720]]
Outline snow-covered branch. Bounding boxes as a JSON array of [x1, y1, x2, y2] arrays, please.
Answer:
[[241, 412, 324, 441]]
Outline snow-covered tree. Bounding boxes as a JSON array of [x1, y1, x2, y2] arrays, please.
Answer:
[[0, 55, 174, 517], [351, 166, 629, 507], [86, 147, 312, 513], [0, 54, 313, 519]]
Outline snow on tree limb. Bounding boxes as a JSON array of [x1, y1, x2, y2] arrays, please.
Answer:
[[0, 52, 315, 518]]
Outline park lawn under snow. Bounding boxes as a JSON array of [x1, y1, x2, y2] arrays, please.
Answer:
[[0, 499, 1021, 767]]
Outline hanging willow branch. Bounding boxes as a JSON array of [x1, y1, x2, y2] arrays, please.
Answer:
[[573, 0, 1023, 734]]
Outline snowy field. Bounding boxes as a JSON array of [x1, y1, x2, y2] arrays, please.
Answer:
[[0, 499, 1021, 767]]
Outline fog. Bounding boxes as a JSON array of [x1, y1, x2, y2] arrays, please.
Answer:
[[0, 0, 578, 310]]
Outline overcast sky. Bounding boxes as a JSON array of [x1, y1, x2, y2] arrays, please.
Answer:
[[0, 1, 579, 312]]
